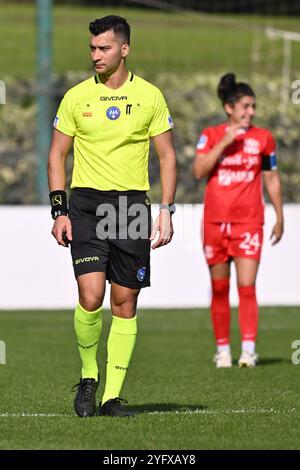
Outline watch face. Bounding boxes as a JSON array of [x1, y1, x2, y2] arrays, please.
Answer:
[[169, 204, 176, 214], [159, 204, 175, 214]]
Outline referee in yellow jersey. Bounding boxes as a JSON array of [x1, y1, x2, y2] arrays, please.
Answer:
[[48, 15, 177, 417]]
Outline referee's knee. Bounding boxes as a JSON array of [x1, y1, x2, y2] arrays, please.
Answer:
[[79, 293, 103, 312], [111, 299, 138, 319]]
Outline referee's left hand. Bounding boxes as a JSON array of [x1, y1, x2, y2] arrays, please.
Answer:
[[150, 211, 174, 249]]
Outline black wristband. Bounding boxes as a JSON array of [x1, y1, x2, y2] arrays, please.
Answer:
[[49, 190, 69, 219]]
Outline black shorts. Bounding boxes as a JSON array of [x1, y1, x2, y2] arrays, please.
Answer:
[[69, 188, 151, 288]]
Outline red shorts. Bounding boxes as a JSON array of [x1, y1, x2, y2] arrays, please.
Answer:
[[202, 222, 263, 265]]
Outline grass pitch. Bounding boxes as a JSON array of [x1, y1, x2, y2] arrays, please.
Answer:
[[0, 307, 300, 450]]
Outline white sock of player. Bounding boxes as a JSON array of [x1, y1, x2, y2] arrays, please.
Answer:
[[242, 340, 255, 355], [217, 344, 231, 354]]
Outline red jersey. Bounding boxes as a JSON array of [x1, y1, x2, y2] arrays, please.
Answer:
[[196, 123, 276, 224]]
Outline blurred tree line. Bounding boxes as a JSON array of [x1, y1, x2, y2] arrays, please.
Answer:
[[0, 72, 299, 204], [14, 0, 300, 15]]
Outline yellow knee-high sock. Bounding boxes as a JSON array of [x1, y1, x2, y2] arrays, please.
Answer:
[[74, 303, 103, 380], [102, 315, 137, 405]]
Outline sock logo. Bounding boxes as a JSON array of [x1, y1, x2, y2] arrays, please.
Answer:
[[115, 365, 128, 371], [77, 341, 98, 350]]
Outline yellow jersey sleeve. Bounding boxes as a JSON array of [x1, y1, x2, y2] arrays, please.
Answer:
[[53, 91, 76, 137], [148, 89, 174, 137]]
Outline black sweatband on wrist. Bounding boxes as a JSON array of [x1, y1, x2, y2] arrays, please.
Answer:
[[49, 190, 68, 218]]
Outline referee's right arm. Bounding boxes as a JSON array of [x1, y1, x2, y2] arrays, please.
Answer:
[[48, 129, 73, 247], [48, 129, 73, 191]]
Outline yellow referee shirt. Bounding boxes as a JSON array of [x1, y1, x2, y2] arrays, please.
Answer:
[[53, 72, 174, 191]]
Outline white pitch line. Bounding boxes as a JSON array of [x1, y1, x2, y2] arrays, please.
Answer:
[[147, 408, 296, 415], [0, 408, 296, 417], [0, 413, 69, 417]]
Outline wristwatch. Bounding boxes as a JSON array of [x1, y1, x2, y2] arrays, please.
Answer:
[[52, 210, 69, 220], [159, 204, 176, 215]]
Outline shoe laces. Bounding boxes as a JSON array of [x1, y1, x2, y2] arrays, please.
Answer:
[[104, 397, 129, 410], [72, 379, 95, 402], [113, 397, 128, 406], [242, 351, 258, 359]]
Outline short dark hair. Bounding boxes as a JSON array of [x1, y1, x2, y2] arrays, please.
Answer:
[[89, 15, 130, 45], [217, 73, 255, 105]]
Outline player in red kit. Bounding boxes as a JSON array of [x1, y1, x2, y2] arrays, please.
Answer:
[[193, 73, 284, 368]]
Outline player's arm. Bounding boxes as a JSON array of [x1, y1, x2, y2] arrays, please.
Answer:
[[193, 124, 241, 180], [263, 170, 284, 245], [48, 129, 74, 247], [150, 130, 177, 249]]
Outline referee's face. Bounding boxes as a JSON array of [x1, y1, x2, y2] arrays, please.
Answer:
[[90, 30, 129, 76]]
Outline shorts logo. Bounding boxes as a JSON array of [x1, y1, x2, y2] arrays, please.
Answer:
[[144, 197, 151, 206], [106, 106, 121, 120], [197, 134, 208, 150], [75, 256, 100, 265], [137, 266, 146, 282]]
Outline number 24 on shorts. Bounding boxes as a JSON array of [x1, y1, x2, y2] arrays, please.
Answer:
[[239, 232, 261, 254]]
